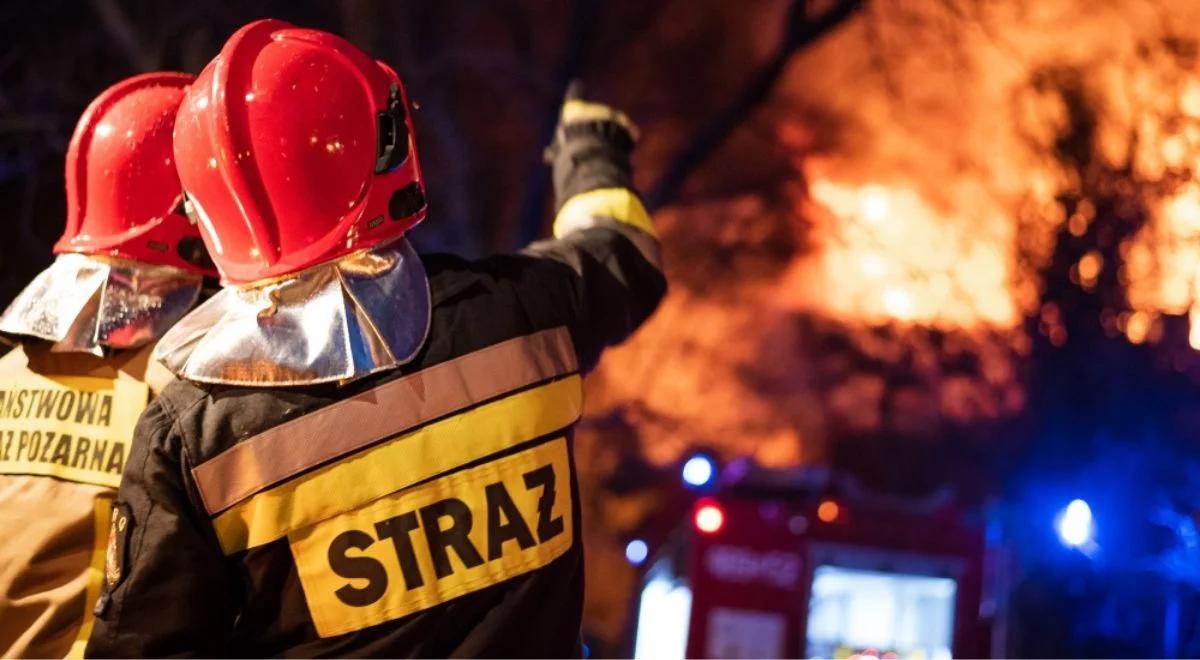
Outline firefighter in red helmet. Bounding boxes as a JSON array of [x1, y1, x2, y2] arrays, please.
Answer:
[[86, 18, 664, 657], [0, 72, 215, 658]]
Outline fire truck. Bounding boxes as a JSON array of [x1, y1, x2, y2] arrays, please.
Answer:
[[626, 461, 994, 659]]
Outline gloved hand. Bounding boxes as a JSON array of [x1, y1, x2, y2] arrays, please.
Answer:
[[557, 80, 639, 137], [544, 81, 639, 213]]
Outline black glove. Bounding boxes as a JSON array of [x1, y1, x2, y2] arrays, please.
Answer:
[[543, 81, 639, 212]]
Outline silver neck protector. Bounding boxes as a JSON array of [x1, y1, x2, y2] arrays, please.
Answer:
[[0, 253, 202, 356], [153, 238, 431, 387]]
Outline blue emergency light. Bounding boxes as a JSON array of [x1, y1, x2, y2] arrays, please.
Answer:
[[681, 454, 717, 489], [1056, 498, 1095, 548], [625, 539, 649, 566]]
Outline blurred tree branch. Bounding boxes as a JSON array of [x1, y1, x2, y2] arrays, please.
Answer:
[[515, 0, 602, 246], [645, 0, 865, 211], [89, 0, 156, 72]]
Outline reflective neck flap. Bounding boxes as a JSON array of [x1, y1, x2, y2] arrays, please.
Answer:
[[0, 253, 202, 356], [153, 238, 431, 386]]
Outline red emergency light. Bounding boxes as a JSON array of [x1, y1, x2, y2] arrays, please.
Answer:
[[694, 500, 725, 534]]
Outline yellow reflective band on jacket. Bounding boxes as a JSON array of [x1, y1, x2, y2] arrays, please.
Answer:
[[553, 187, 658, 240], [289, 437, 573, 638], [0, 374, 148, 488], [211, 375, 583, 555]]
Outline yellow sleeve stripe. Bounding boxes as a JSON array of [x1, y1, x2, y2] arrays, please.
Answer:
[[553, 187, 658, 240], [66, 497, 113, 658], [211, 375, 583, 555]]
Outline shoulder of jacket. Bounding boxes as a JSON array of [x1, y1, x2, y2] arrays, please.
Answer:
[[422, 251, 514, 307], [152, 378, 210, 422]]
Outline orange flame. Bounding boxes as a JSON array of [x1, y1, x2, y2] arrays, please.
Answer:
[[783, 178, 1018, 328]]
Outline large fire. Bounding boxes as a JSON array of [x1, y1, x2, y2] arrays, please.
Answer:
[[577, 0, 1200, 642], [1130, 184, 1200, 349], [587, 1, 1200, 465], [793, 178, 1017, 327]]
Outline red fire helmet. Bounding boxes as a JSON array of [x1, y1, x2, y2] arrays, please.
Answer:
[[57, 72, 215, 275], [174, 19, 428, 284]]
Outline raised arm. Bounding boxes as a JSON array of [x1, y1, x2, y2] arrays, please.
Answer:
[[520, 89, 667, 370]]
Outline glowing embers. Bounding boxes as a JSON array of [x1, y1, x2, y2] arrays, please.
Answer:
[[797, 179, 1017, 328]]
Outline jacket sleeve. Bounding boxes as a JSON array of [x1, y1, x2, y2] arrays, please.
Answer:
[[85, 398, 236, 657], [520, 98, 667, 371]]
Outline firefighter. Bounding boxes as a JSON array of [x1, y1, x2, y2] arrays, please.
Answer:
[[85, 18, 664, 657], [0, 72, 215, 658]]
